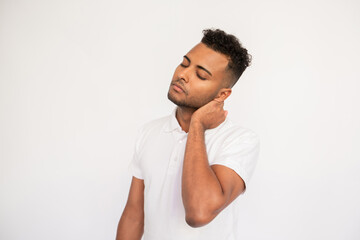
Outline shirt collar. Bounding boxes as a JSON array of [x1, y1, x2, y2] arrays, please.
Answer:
[[163, 107, 183, 133], [162, 106, 229, 135]]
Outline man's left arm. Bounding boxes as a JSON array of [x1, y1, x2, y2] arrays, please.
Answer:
[[181, 101, 246, 228]]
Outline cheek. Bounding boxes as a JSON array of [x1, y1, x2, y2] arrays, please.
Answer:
[[191, 80, 218, 94], [186, 82, 218, 103]]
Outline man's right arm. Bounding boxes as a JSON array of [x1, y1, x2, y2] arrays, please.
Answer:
[[116, 176, 145, 240]]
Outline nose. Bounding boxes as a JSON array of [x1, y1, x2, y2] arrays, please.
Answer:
[[178, 67, 190, 83]]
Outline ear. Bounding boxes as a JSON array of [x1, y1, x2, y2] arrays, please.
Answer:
[[214, 88, 232, 102]]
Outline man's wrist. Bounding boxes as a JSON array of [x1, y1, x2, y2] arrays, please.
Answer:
[[189, 118, 206, 132]]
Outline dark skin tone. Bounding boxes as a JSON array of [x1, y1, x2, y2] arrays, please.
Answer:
[[116, 43, 246, 239]]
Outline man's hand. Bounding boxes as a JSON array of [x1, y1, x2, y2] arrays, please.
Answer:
[[191, 99, 228, 130]]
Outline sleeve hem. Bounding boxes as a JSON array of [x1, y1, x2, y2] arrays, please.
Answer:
[[210, 162, 248, 195]]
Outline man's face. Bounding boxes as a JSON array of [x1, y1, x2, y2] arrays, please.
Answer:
[[167, 42, 229, 109]]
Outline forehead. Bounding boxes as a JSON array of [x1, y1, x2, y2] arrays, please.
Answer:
[[186, 43, 229, 75]]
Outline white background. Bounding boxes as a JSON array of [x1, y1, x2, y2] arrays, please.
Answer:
[[1, 0, 359, 239]]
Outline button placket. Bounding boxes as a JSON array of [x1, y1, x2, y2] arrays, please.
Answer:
[[167, 133, 186, 173]]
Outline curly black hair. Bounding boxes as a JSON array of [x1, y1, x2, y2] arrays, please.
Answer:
[[201, 28, 252, 88]]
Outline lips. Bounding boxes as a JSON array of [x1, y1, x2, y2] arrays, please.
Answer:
[[172, 83, 185, 93]]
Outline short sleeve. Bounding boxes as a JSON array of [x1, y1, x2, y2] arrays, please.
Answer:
[[127, 126, 145, 180], [211, 129, 260, 194]]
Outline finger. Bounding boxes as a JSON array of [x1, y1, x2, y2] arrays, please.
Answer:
[[213, 99, 224, 105], [213, 99, 224, 103]]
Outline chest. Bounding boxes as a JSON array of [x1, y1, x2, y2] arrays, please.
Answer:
[[138, 132, 221, 183], [138, 132, 185, 182]]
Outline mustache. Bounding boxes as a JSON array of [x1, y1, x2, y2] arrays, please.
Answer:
[[173, 79, 187, 94]]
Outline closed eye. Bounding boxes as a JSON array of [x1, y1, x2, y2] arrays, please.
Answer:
[[197, 73, 206, 80], [180, 57, 207, 80], [180, 64, 206, 80]]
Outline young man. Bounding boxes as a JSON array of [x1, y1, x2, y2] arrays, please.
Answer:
[[116, 28, 260, 240]]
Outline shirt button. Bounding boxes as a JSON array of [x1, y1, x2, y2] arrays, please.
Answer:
[[179, 140, 183, 143]]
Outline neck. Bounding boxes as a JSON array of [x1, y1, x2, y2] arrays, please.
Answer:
[[175, 106, 197, 133]]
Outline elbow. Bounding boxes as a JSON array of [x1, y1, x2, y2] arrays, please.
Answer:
[[185, 211, 213, 228], [184, 198, 225, 228]]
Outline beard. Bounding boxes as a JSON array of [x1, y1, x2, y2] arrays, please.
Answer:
[[167, 87, 217, 109]]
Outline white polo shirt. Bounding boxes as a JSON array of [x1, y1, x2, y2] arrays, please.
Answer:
[[128, 107, 260, 240]]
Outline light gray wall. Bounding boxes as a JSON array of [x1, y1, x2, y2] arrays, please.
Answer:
[[1, 0, 359, 239]]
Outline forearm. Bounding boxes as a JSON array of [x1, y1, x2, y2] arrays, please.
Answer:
[[181, 120, 225, 225], [116, 207, 144, 240]]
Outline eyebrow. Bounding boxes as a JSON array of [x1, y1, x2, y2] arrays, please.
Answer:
[[183, 55, 213, 76]]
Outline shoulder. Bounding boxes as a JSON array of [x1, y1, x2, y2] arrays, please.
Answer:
[[217, 118, 260, 146], [135, 114, 171, 139], [210, 119, 260, 190]]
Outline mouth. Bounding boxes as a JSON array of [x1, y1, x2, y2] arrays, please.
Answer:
[[172, 83, 185, 93]]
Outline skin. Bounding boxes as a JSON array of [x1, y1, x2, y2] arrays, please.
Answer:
[[116, 42, 246, 239], [168, 42, 246, 227], [167, 42, 232, 132], [116, 177, 144, 240]]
